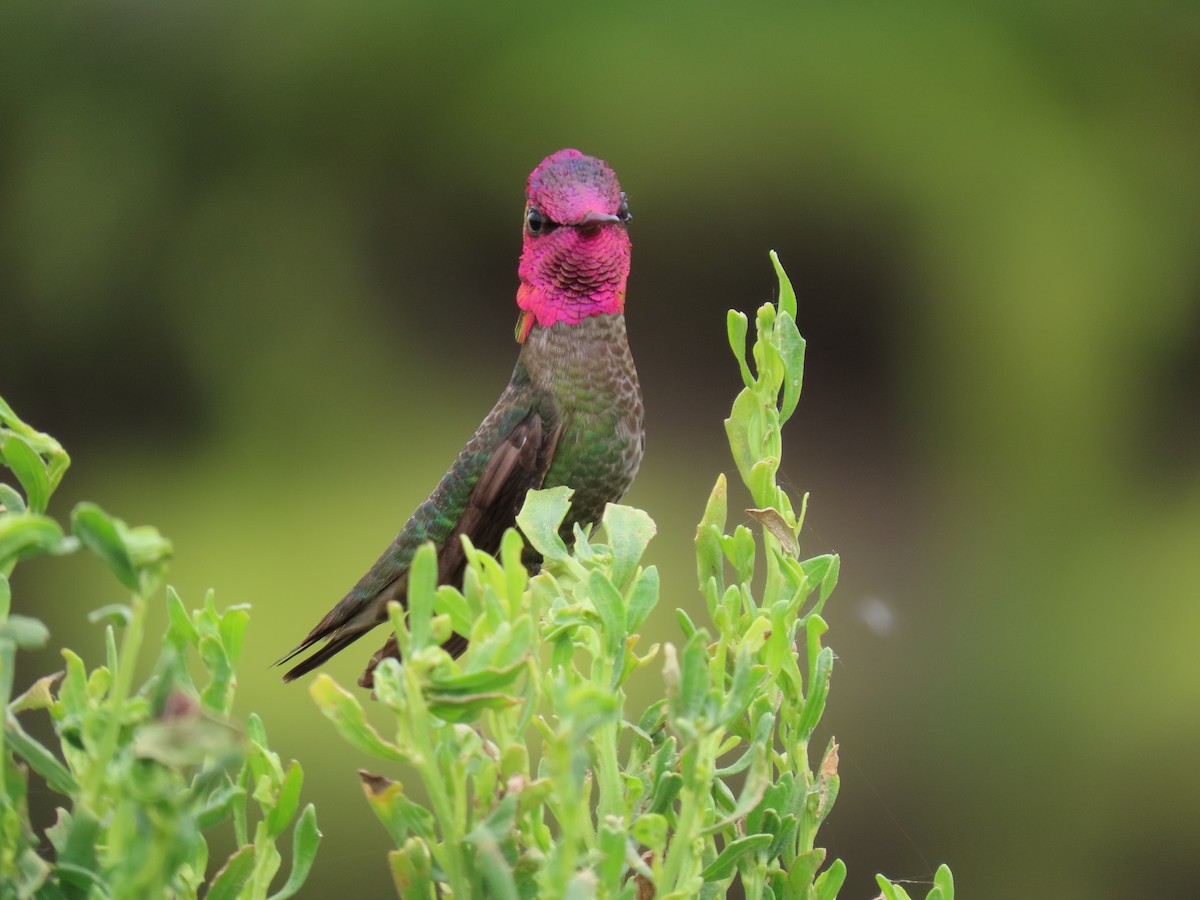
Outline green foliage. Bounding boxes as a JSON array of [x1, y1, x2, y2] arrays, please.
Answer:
[[0, 401, 319, 898], [312, 253, 953, 896]]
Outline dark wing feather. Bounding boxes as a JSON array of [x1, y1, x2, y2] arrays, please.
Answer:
[[357, 411, 564, 688], [280, 404, 561, 684]]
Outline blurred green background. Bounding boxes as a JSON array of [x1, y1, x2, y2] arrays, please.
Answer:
[[3, 1, 1199, 897]]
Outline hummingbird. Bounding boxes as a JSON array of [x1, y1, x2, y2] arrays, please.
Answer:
[[279, 149, 643, 687]]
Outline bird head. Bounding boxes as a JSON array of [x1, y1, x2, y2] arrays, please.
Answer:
[[515, 149, 631, 342]]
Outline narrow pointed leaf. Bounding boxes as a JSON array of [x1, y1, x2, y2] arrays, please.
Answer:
[[309, 675, 410, 762], [1, 434, 50, 514], [71, 503, 137, 591], [207, 846, 256, 900], [776, 311, 806, 423], [4, 719, 78, 794], [700, 834, 773, 881], [875, 875, 915, 900], [625, 565, 659, 633], [813, 858, 847, 900], [770, 250, 797, 321], [932, 864, 954, 900], [727, 309, 753, 388], [407, 542, 437, 652], [267, 804, 321, 900], [266, 761, 304, 838]]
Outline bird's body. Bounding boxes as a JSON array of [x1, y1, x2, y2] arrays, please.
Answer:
[[279, 149, 642, 686]]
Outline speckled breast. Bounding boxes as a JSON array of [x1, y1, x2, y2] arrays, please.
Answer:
[[522, 314, 644, 529]]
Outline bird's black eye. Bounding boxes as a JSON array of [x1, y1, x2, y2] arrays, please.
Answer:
[[617, 192, 631, 223], [526, 206, 556, 235]]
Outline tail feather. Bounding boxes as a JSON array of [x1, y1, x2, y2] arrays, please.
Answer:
[[279, 630, 367, 683]]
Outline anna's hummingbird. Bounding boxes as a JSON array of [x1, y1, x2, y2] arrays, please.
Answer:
[[279, 149, 643, 687]]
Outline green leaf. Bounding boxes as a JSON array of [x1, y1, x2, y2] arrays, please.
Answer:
[[0, 398, 70, 491], [360, 771, 436, 844], [727, 309, 753, 388], [166, 587, 199, 646], [309, 675, 410, 762], [597, 817, 627, 886], [0, 614, 49, 649], [70, 503, 172, 594], [813, 858, 847, 900], [389, 837, 436, 898], [770, 250, 797, 321], [407, 542, 438, 652], [218, 604, 250, 668], [0, 513, 64, 569], [196, 782, 246, 830], [0, 481, 27, 514], [602, 502, 657, 590], [776, 311, 806, 424], [87, 604, 132, 627], [589, 570, 626, 661], [427, 690, 519, 723], [516, 487, 573, 562], [721, 525, 756, 586], [431, 656, 528, 695], [4, 718, 78, 794], [801, 554, 840, 605], [675, 608, 698, 640], [719, 647, 767, 727], [467, 794, 521, 899], [674, 630, 711, 724], [1, 434, 50, 514], [695, 477, 727, 595], [699, 474, 728, 536], [632, 813, 668, 853], [434, 583, 473, 635], [785, 848, 827, 894], [71, 502, 137, 591], [266, 761, 304, 838], [55, 808, 102, 890], [267, 804, 321, 900], [875, 875, 915, 900], [699, 834, 773, 881], [207, 845, 256, 900], [199, 634, 235, 714], [931, 863, 954, 900], [647, 771, 683, 818], [723, 391, 759, 489], [796, 646, 833, 744], [625, 565, 659, 633]]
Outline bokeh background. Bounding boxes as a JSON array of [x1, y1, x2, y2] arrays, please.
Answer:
[[3, 2, 1199, 897]]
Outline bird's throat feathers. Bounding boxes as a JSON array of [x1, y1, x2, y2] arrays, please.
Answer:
[[516, 228, 629, 341]]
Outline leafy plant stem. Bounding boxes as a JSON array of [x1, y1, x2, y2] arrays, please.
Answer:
[[660, 732, 717, 892], [595, 721, 622, 821], [404, 662, 468, 898], [83, 588, 147, 813], [0, 640, 12, 805]]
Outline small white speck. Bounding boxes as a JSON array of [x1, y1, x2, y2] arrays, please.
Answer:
[[858, 596, 896, 636]]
